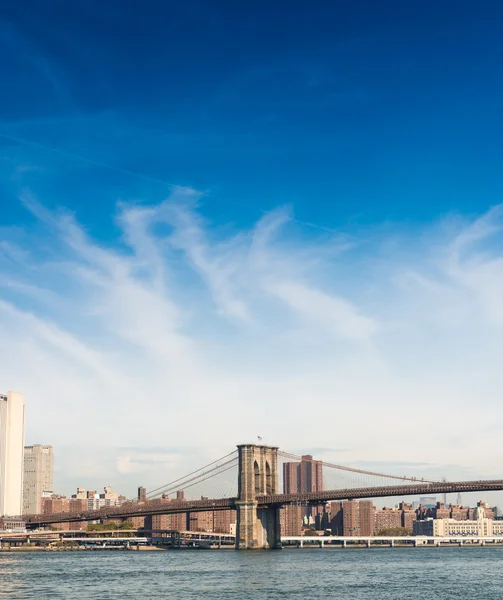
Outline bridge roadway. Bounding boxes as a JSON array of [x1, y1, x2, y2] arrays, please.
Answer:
[[24, 479, 503, 529], [258, 479, 503, 505]]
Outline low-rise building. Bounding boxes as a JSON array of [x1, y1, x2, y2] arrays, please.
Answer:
[[0, 516, 25, 532]]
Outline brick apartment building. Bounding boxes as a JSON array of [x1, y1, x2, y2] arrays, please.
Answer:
[[282, 455, 323, 533]]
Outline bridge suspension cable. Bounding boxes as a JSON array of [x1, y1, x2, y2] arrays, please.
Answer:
[[146, 450, 238, 499], [278, 450, 437, 483], [148, 458, 238, 499]]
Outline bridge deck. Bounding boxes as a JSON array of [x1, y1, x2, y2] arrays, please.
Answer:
[[23, 480, 503, 528], [257, 480, 503, 505]]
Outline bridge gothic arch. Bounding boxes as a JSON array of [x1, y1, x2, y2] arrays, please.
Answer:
[[254, 461, 260, 494]]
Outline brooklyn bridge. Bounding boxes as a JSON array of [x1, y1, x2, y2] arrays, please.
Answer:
[[23, 444, 503, 549]]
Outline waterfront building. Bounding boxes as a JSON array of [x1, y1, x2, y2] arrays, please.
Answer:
[[0, 516, 25, 532], [130, 516, 146, 529], [413, 506, 503, 537], [170, 512, 187, 530], [213, 508, 236, 534], [150, 514, 172, 530], [189, 510, 213, 532], [329, 500, 375, 536], [145, 495, 235, 534], [330, 500, 419, 535], [359, 501, 376, 535], [374, 507, 401, 533], [22, 444, 54, 514], [0, 392, 25, 516], [280, 505, 303, 536]]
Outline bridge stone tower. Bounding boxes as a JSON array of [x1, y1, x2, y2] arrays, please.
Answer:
[[235, 444, 281, 549]]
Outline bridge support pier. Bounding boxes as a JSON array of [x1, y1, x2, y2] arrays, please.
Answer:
[[235, 444, 281, 550], [235, 502, 281, 550]]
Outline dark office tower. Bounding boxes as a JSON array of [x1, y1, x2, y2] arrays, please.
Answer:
[[137, 486, 147, 501]]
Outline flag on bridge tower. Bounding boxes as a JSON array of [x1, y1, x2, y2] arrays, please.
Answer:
[[257, 436, 262, 442]]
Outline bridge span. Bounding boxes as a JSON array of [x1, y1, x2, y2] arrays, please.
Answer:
[[22, 444, 503, 549], [258, 479, 503, 506]]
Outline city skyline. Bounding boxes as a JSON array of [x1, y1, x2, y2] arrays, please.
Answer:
[[2, 1, 503, 500]]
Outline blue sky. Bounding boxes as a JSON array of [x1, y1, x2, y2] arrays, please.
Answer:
[[2, 0, 503, 231], [2, 1, 503, 502]]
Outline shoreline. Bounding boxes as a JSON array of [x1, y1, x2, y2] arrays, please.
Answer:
[[3, 543, 503, 553]]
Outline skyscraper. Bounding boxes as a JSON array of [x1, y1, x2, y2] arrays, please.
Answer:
[[0, 392, 25, 516], [298, 455, 323, 494], [23, 445, 54, 514], [283, 455, 323, 494], [282, 462, 298, 494], [283, 455, 323, 523]]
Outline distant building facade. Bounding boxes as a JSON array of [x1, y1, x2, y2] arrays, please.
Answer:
[[144, 493, 236, 535], [414, 504, 501, 537], [0, 516, 25, 532], [71, 486, 124, 510], [400, 503, 416, 530], [23, 444, 54, 514], [414, 517, 503, 537], [329, 500, 376, 536], [280, 505, 303, 536], [374, 507, 402, 533]]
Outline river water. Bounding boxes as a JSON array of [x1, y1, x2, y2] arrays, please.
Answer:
[[1, 547, 502, 599]]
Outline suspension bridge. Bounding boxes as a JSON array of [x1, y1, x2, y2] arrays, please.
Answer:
[[23, 444, 503, 549]]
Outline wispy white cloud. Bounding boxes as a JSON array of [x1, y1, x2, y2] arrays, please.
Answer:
[[1, 190, 503, 499], [267, 280, 377, 340]]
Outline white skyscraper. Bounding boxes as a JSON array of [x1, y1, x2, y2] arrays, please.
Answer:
[[23, 445, 54, 514], [0, 391, 25, 516]]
